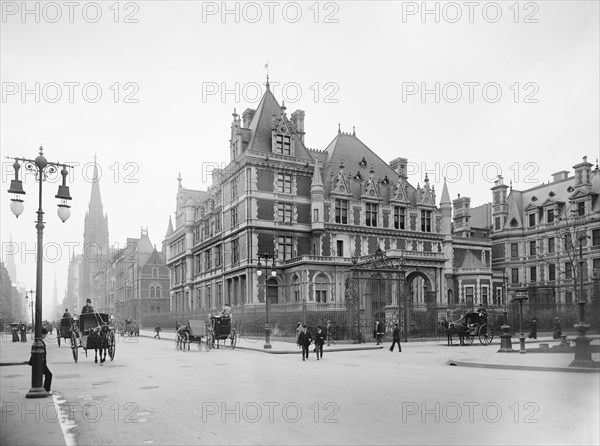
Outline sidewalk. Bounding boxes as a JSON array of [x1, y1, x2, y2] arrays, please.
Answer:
[[138, 329, 384, 353], [0, 336, 68, 446]]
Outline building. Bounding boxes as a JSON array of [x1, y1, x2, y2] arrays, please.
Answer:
[[490, 158, 600, 322], [106, 229, 170, 322], [81, 156, 110, 308], [0, 261, 25, 327], [163, 81, 495, 335]]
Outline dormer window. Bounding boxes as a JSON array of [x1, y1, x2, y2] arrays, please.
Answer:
[[275, 134, 291, 155], [528, 213, 536, 227], [421, 210, 432, 232], [547, 209, 554, 223], [577, 201, 585, 216], [366, 203, 378, 227]]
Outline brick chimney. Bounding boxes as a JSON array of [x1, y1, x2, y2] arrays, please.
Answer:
[[242, 108, 255, 128], [291, 109, 305, 143]]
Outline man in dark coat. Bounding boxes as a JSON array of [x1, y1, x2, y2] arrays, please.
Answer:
[[81, 299, 94, 314], [297, 325, 313, 361], [62, 309, 71, 318], [528, 318, 537, 339], [390, 323, 402, 352], [314, 326, 326, 360], [326, 320, 334, 346]]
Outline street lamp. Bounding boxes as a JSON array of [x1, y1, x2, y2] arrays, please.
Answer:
[[6, 146, 73, 399], [257, 253, 276, 349], [570, 234, 594, 367], [511, 285, 528, 354]]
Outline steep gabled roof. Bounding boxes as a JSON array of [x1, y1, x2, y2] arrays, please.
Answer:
[[246, 85, 313, 161], [458, 249, 487, 269], [505, 190, 523, 228]]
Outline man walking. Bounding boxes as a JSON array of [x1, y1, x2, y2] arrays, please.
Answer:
[[297, 325, 313, 361], [154, 323, 162, 339], [314, 325, 326, 360], [390, 323, 402, 352]]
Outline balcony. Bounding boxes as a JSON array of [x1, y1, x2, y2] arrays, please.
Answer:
[[282, 255, 352, 266]]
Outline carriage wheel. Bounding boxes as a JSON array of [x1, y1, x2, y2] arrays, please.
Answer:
[[175, 333, 181, 351], [71, 333, 78, 363], [230, 330, 237, 349], [479, 324, 494, 345], [465, 333, 474, 345], [108, 331, 116, 360], [205, 333, 214, 351]]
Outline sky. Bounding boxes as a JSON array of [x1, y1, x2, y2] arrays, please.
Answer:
[[1, 1, 599, 303]]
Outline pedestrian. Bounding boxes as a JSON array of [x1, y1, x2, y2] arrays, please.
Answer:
[[20, 321, 27, 342], [326, 320, 334, 346], [528, 318, 537, 339], [553, 317, 562, 339], [390, 323, 402, 352], [374, 320, 385, 345], [154, 323, 162, 339], [314, 325, 325, 360], [29, 327, 52, 394], [297, 325, 313, 361]]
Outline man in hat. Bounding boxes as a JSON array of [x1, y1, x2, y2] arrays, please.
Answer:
[[81, 299, 94, 314], [297, 325, 313, 361], [326, 320, 334, 346], [62, 309, 71, 318], [296, 322, 303, 348]]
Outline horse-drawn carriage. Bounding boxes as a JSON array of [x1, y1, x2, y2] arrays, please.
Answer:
[[175, 320, 213, 351], [121, 318, 139, 337], [70, 312, 116, 363], [57, 317, 76, 347], [442, 309, 494, 346], [209, 315, 236, 349]]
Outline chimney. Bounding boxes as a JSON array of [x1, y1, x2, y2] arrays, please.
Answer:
[[291, 110, 305, 143], [390, 157, 408, 178], [551, 170, 569, 182], [242, 108, 255, 128]]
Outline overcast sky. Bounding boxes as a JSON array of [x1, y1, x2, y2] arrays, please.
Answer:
[[1, 1, 598, 302]]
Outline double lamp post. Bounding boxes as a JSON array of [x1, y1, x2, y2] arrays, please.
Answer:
[[256, 253, 276, 349], [7, 147, 73, 398]]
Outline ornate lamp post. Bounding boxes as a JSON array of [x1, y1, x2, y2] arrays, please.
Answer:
[[569, 234, 594, 367], [257, 253, 276, 349], [511, 285, 528, 354], [6, 147, 73, 398], [398, 258, 407, 343], [25, 289, 35, 333]]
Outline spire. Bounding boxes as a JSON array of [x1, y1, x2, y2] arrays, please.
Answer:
[[440, 178, 451, 206], [166, 215, 174, 236], [52, 275, 58, 307], [177, 173, 182, 189], [89, 154, 103, 216]]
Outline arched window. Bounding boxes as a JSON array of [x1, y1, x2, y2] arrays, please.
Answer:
[[150, 286, 155, 298], [267, 278, 278, 304], [292, 274, 300, 302], [315, 274, 328, 303]]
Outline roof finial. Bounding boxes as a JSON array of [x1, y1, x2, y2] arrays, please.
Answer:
[[352, 126, 356, 136], [265, 62, 270, 89], [177, 172, 182, 189], [338, 123, 341, 134]]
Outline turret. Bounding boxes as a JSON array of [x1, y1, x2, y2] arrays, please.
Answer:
[[491, 175, 509, 232]]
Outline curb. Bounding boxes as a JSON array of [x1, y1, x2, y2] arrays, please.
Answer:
[[235, 345, 384, 354], [0, 361, 28, 367], [447, 359, 600, 373]]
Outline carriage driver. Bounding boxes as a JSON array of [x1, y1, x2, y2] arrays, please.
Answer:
[[220, 303, 231, 318], [81, 299, 95, 314]]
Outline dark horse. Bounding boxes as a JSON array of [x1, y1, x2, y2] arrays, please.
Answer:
[[175, 321, 190, 351], [87, 325, 110, 363], [440, 319, 468, 346]]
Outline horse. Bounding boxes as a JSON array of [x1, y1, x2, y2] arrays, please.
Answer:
[[440, 318, 468, 346], [176, 321, 190, 351], [87, 325, 110, 363]]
